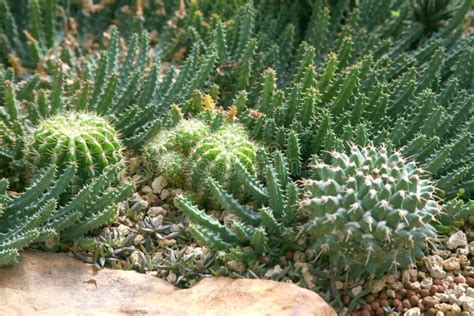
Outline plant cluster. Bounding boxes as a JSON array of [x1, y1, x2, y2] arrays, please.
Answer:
[[145, 117, 258, 197], [0, 0, 472, 295], [0, 165, 132, 265]]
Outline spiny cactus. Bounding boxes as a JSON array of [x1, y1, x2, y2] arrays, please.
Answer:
[[24, 111, 123, 186], [300, 145, 440, 278], [189, 123, 257, 191], [144, 118, 210, 187], [237, 35, 473, 197], [146, 119, 210, 157], [145, 118, 258, 195], [0, 164, 133, 266], [175, 149, 300, 263], [0, 0, 64, 70]]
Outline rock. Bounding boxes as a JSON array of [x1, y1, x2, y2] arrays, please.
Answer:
[[264, 265, 284, 279], [371, 279, 385, 293], [117, 224, 130, 236], [160, 188, 171, 200], [410, 281, 421, 290], [436, 303, 453, 313], [424, 255, 447, 279], [0, 251, 336, 315], [458, 295, 471, 306], [456, 247, 469, 256], [436, 293, 450, 303], [462, 299, 474, 313], [392, 281, 404, 290], [443, 257, 461, 271], [404, 307, 421, 316], [454, 285, 466, 297], [436, 249, 452, 259], [447, 231, 467, 250], [384, 274, 396, 283], [466, 288, 474, 298], [129, 250, 145, 269], [402, 270, 412, 283], [458, 255, 470, 268], [421, 277, 433, 289], [448, 293, 458, 304], [450, 303, 461, 315], [351, 285, 363, 296], [141, 185, 153, 194], [226, 260, 246, 273], [151, 176, 168, 193], [470, 242, 474, 256], [467, 277, 474, 287], [133, 234, 145, 246], [387, 289, 396, 298], [148, 206, 167, 217]]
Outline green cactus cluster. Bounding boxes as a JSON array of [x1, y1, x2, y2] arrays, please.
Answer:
[[176, 145, 444, 279], [0, 164, 133, 266], [145, 118, 210, 187], [189, 123, 257, 191], [300, 146, 440, 278], [145, 118, 258, 194], [24, 111, 123, 186], [0, 0, 472, 297], [176, 149, 299, 263]]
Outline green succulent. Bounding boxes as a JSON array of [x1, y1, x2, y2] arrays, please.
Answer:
[[0, 164, 133, 266], [412, 0, 462, 33], [24, 111, 123, 186], [175, 149, 300, 264], [300, 145, 440, 278], [145, 119, 210, 158], [189, 123, 257, 192], [144, 118, 210, 186], [145, 119, 258, 195]]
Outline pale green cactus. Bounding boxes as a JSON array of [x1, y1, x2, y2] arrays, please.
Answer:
[[300, 145, 441, 278], [189, 123, 257, 191]]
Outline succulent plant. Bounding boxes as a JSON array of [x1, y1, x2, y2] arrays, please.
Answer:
[[145, 119, 258, 195], [300, 145, 441, 278], [189, 123, 257, 192], [145, 119, 210, 158], [175, 149, 300, 263], [24, 111, 123, 187], [144, 118, 210, 186], [0, 164, 133, 266]]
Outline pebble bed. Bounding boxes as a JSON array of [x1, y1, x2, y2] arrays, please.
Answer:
[[71, 158, 474, 316]]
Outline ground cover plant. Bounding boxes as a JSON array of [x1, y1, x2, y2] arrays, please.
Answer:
[[0, 0, 473, 315]]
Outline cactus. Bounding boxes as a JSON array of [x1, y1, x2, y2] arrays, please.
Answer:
[[300, 145, 440, 278], [144, 118, 210, 187], [145, 119, 258, 195], [145, 119, 210, 158], [0, 165, 133, 266], [24, 111, 123, 187], [189, 123, 257, 191], [175, 149, 299, 264]]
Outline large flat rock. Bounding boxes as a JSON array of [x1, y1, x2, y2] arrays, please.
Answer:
[[0, 251, 335, 315]]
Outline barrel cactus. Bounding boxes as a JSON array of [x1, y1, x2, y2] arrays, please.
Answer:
[[300, 145, 440, 278], [24, 112, 123, 186], [145, 119, 257, 194], [189, 123, 257, 191], [147, 119, 210, 157], [145, 119, 210, 186]]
